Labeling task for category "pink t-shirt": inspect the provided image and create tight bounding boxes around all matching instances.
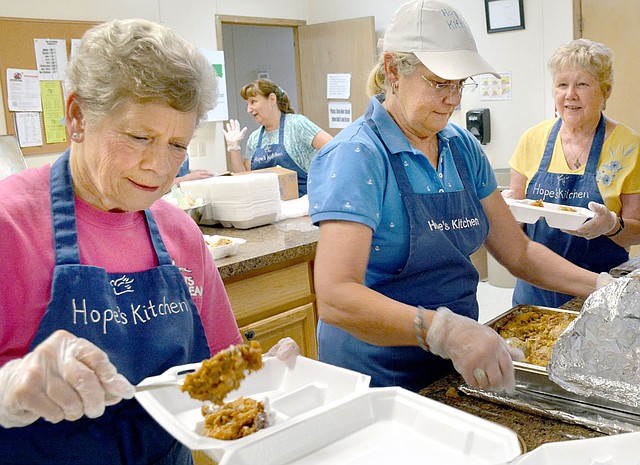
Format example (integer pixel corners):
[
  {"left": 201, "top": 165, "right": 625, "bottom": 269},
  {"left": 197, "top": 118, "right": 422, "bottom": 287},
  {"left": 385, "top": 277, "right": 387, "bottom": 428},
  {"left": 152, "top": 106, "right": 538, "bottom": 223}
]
[{"left": 0, "top": 164, "right": 242, "bottom": 366}]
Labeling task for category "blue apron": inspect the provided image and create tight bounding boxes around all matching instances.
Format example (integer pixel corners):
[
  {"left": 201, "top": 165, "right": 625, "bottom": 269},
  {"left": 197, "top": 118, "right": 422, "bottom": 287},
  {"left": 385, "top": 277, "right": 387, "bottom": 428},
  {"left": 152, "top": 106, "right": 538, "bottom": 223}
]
[
  {"left": 252, "top": 113, "right": 308, "bottom": 196},
  {"left": 513, "top": 115, "right": 628, "bottom": 308},
  {"left": 318, "top": 110, "right": 489, "bottom": 392},
  {"left": 0, "top": 150, "right": 210, "bottom": 465}
]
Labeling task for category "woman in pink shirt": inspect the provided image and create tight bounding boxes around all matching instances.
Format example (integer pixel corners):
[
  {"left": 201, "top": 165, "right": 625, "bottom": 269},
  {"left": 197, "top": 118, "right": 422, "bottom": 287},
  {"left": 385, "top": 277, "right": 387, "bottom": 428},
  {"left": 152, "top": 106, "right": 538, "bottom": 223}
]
[{"left": 0, "top": 19, "right": 296, "bottom": 465}]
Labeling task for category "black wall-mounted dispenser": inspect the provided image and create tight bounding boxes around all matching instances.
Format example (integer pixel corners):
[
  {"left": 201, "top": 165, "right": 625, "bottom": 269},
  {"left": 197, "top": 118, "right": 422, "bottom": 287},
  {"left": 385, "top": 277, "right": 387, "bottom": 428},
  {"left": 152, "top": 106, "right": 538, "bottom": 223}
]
[{"left": 466, "top": 108, "right": 491, "bottom": 145}]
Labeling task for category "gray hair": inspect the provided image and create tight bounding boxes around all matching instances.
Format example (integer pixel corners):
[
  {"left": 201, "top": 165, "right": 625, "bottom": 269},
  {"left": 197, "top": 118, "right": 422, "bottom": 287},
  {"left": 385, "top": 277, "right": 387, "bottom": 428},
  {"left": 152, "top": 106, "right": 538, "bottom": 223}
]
[
  {"left": 548, "top": 38, "right": 614, "bottom": 96},
  {"left": 366, "top": 52, "right": 422, "bottom": 97},
  {"left": 66, "top": 19, "right": 216, "bottom": 124}
]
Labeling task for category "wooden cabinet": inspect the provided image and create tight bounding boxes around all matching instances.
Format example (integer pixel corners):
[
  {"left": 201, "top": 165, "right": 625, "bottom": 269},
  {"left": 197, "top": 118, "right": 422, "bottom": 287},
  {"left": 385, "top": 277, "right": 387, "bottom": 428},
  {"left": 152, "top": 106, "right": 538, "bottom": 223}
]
[{"left": 223, "top": 256, "right": 318, "bottom": 359}]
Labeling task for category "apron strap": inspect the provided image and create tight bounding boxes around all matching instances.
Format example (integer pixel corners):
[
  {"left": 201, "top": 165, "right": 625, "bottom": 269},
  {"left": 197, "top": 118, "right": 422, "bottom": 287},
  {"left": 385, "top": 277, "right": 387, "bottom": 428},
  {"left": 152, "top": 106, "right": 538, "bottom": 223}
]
[
  {"left": 541, "top": 114, "right": 606, "bottom": 172},
  {"left": 257, "top": 112, "right": 286, "bottom": 147},
  {"left": 144, "top": 210, "right": 173, "bottom": 266},
  {"left": 50, "top": 151, "right": 81, "bottom": 265},
  {"left": 278, "top": 112, "right": 285, "bottom": 145}
]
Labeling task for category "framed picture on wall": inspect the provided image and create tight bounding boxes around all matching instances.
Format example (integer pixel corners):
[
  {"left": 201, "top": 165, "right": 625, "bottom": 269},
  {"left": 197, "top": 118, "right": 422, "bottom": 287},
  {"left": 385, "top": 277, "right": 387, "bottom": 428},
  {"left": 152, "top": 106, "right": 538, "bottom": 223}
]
[{"left": 485, "top": 0, "right": 525, "bottom": 33}]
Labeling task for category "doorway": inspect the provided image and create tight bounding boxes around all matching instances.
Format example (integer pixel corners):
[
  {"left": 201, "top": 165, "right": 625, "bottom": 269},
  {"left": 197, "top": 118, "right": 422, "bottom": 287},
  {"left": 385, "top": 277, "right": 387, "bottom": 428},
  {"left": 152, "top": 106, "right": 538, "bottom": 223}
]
[
  {"left": 215, "top": 14, "right": 377, "bottom": 165},
  {"left": 218, "top": 17, "right": 305, "bottom": 138}
]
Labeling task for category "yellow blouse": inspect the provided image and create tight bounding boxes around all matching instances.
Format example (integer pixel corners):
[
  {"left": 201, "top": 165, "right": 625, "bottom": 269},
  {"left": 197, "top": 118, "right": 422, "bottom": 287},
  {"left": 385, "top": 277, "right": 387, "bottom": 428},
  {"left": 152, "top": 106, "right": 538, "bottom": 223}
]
[{"left": 509, "top": 118, "right": 640, "bottom": 214}]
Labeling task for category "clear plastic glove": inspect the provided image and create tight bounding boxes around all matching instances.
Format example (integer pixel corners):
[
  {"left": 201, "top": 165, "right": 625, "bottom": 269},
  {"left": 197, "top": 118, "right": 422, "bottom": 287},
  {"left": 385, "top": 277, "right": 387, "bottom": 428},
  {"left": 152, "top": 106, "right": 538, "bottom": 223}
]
[
  {"left": 173, "top": 169, "right": 214, "bottom": 187},
  {"left": 563, "top": 201, "right": 617, "bottom": 239},
  {"left": 500, "top": 189, "right": 516, "bottom": 199},
  {"left": 0, "top": 330, "right": 134, "bottom": 428},
  {"left": 265, "top": 337, "right": 300, "bottom": 362},
  {"left": 222, "top": 119, "right": 247, "bottom": 151},
  {"left": 426, "top": 307, "right": 523, "bottom": 392},
  {"left": 596, "top": 272, "right": 615, "bottom": 290}
]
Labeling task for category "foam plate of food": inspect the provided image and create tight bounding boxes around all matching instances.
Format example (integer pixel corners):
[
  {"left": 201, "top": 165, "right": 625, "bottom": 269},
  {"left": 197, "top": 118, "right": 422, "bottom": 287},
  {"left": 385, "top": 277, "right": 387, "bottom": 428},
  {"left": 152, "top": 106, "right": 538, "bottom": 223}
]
[
  {"left": 203, "top": 234, "right": 246, "bottom": 259},
  {"left": 505, "top": 198, "right": 594, "bottom": 230},
  {"left": 217, "top": 387, "right": 522, "bottom": 465},
  {"left": 134, "top": 355, "right": 371, "bottom": 461}
]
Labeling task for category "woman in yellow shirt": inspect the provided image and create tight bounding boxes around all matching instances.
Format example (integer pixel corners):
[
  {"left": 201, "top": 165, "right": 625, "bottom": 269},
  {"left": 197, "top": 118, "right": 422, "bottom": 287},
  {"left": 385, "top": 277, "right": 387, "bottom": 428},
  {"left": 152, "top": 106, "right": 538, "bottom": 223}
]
[{"left": 506, "top": 39, "right": 640, "bottom": 307}]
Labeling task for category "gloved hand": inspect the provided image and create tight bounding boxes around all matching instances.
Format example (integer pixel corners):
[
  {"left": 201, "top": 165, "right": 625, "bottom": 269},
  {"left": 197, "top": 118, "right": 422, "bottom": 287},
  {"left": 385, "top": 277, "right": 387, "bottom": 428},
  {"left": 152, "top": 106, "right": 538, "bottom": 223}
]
[
  {"left": 500, "top": 189, "right": 516, "bottom": 199},
  {"left": 0, "top": 330, "right": 134, "bottom": 428},
  {"left": 564, "top": 202, "right": 617, "bottom": 239},
  {"left": 222, "top": 119, "right": 247, "bottom": 152},
  {"left": 426, "top": 307, "right": 523, "bottom": 392},
  {"left": 596, "top": 272, "right": 615, "bottom": 290},
  {"left": 265, "top": 337, "right": 300, "bottom": 362}
]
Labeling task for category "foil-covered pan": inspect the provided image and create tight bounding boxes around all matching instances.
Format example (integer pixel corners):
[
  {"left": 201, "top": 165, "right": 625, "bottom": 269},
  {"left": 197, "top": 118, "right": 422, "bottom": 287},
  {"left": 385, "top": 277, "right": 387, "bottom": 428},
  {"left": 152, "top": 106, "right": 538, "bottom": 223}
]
[{"left": 481, "top": 304, "right": 640, "bottom": 431}]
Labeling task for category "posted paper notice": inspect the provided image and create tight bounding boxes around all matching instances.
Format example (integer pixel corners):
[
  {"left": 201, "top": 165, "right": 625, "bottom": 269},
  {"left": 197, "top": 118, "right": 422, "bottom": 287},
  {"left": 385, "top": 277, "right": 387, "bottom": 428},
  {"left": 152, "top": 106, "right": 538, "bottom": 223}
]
[
  {"left": 34, "top": 38, "right": 68, "bottom": 81},
  {"left": 14, "top": 112, "right": 43, "bottom": 147},
  {"left": 6, "top": 69, "right": 41, "bottom": 112},
  {"left": 327, "top": 74, "right": 351, "bottom": 99},
  {"left": 328, "top": 102, "right": 352, "bottom": 129}
]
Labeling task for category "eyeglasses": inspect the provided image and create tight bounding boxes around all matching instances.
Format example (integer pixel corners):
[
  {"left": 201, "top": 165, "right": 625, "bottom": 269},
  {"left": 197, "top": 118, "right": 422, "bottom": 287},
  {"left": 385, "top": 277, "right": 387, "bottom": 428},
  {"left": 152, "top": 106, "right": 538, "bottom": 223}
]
[{"left": 420, "top": 74, "right": 478, "bottom": 95}]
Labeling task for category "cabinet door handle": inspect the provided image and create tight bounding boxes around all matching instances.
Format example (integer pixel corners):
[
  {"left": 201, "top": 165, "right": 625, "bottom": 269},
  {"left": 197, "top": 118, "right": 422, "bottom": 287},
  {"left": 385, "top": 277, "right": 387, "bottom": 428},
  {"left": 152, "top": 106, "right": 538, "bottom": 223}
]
[{"left": 244, "top": 330, "right": 255, "bottom": 340}]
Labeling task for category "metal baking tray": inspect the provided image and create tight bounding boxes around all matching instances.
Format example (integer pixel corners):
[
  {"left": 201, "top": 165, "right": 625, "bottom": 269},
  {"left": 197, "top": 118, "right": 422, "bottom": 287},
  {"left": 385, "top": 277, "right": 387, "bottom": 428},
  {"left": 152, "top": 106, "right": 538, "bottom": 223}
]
[{"left": 487, "top": 305, "right": 640, "bottom": 418}]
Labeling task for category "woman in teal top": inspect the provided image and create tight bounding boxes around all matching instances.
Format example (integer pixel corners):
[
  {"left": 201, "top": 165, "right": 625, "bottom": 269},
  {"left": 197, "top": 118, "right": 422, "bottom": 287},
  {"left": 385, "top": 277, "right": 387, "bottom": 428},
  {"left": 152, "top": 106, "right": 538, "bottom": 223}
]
[{"left": 223, "top": 79, "right": 332, "bottom": 196}]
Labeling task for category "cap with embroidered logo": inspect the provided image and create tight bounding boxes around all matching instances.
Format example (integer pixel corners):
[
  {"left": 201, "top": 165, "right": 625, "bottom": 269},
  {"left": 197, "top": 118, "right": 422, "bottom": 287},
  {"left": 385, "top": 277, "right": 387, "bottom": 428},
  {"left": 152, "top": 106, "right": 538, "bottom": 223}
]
[{"left": 382, "top": 0, "right": 499, "bottom": 80}]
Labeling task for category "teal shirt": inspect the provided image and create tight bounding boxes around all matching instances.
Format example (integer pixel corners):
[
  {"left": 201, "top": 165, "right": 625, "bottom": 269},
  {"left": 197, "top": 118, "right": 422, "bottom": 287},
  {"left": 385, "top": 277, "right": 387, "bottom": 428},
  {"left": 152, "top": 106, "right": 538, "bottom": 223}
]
[{"left": 244, "top": 113, "right": 322, "bottom": 173}]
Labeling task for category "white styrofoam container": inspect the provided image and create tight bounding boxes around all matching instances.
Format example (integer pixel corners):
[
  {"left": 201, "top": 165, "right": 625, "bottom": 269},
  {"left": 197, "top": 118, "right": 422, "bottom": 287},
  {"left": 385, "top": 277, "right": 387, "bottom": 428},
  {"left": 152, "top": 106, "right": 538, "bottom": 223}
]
[
  {"left": 505, "top": 198, "right": 594, "bottom": 230},
  {"left": 218, "top": 212, "right": 279, "bottom": 229},
  {"left": 510, "top": 431, "right": 640, "bottom": 465},
  {"left": 203, "top": 234, "right": 246, "bottom": 259},
  {"left": 135, "top": 355, "right": 371, "bottom": 462},
  {"left": 217, "top": 387, "right": 522, "bottom": 465}
]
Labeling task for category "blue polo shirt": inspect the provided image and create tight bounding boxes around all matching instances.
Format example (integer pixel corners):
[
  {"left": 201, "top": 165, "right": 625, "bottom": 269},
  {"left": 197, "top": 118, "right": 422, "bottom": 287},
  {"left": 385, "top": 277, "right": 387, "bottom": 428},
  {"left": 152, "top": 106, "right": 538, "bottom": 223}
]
[{"left": 308, "top": 96, "right": 497, "bottom": 287}]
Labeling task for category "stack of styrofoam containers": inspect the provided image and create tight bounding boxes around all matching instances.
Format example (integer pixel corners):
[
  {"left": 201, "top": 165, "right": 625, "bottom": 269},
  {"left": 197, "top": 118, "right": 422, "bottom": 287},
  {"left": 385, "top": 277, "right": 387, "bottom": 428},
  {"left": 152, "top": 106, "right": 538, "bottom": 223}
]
[{"left": 182, "top": 173, "right": 280, "bottom": 229}]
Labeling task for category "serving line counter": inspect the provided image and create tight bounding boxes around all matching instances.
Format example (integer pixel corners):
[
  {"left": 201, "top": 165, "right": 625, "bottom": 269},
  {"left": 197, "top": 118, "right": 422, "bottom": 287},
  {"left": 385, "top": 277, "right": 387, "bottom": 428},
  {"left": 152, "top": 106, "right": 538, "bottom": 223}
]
[{"left": 200, "top": 217, "right": 640, "bottom": 458}]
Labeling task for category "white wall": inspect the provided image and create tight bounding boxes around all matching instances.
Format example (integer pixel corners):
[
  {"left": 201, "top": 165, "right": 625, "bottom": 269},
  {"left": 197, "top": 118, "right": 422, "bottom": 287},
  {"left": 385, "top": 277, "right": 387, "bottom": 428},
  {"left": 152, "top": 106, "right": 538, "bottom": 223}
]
[
  {"left": 0, "top": 0, "right": 573, "bottom": 170},
  {"left": 307, "top": 0, "right": 574, "bottom": 168}
]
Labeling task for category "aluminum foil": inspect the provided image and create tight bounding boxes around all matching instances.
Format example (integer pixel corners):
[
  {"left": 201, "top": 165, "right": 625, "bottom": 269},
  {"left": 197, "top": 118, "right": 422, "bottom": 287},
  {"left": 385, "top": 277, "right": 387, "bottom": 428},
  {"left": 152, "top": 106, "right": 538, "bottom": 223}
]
[
  {"left": 459, "top": 384, "right": 640, "bottom": 435},
  {"left": 548, "top": 269, "right": 640, "bottom": 409}
]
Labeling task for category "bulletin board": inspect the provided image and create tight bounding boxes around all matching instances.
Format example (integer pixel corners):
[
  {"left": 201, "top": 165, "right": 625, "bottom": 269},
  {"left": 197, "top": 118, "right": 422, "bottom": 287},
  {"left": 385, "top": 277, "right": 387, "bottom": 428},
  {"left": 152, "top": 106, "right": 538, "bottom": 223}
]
[{"left": 0, "top": 17, "right": 100, "bottom": 156}]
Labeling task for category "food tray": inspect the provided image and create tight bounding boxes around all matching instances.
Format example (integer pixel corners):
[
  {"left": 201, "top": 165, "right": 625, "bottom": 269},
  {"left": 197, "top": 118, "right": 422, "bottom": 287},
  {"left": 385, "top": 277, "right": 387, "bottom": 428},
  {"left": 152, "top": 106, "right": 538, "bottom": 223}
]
[
  {"left": 217, "top": 387, "right": 522, "bottom": 465},
  {"left": 486, "top": 305, "right": 640, "bottom": 419},
  {"left": 511, "top": 431, "right": 640, "bottom": 465},
  {"left": 505, "top": 198, "right": 594, "bottom": 230},
  {"left": 203, "top": 234, "right": 246, "bottom": 259},
  {"left": 134, "top": 355, "right": 370, "bottom": 461}
]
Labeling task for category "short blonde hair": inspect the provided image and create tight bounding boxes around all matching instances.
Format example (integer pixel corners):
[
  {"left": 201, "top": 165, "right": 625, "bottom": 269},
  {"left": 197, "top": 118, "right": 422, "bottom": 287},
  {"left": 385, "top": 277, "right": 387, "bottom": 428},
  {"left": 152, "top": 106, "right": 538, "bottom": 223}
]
[
  {"left": 66, "top": 19, "right": 216, "bottom": 124},
  {"left": 548, "top": 38, "right": 614, "bottom": 96}
]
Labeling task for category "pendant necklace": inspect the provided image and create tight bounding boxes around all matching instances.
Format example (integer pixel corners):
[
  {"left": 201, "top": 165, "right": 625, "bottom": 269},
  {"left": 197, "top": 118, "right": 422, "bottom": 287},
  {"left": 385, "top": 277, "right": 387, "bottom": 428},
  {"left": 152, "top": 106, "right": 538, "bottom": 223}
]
[{"left": 563, "top": 136, "right": 591, "bottom": 170}]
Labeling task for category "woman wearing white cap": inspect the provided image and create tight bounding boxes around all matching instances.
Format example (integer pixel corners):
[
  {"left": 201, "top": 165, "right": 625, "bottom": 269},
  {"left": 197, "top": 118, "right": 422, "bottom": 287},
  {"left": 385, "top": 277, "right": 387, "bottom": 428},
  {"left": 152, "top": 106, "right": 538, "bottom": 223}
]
[{"left": 308, "top": 0, "right": 603, "bottom": 392}]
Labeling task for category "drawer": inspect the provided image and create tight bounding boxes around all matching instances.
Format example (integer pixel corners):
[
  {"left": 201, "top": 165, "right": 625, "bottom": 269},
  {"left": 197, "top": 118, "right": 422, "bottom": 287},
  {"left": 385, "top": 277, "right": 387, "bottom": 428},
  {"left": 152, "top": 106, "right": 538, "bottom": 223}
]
[
  {"left": 225, "top": 262, "right": 313, "bottom": 325},
  {"left": 239, "top": 303, "right": 318, "bottom": 359}
]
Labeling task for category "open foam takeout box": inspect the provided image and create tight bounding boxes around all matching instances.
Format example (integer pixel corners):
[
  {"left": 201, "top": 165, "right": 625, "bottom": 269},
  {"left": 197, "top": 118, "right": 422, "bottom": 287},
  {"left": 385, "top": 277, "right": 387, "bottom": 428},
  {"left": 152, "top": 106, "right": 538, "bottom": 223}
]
[
  {"left": 135, "top": 355, "right": 522, "bottom": 464},
  {"left": 135, "top": 356, "right": 370, "bottom": 462},
  {"left": 504, "top": 198, "right": 594, "bottom": 230},
  {"left": 203, "top": 234, "right": 246, "bottom": 260}
]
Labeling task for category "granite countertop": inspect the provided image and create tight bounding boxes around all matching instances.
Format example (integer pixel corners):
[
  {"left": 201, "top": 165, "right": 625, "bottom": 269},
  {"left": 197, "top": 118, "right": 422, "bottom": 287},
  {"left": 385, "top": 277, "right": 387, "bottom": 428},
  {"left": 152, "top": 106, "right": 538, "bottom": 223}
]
[{"left": 200, "top": 216, "right": 319, "bottom": 279}]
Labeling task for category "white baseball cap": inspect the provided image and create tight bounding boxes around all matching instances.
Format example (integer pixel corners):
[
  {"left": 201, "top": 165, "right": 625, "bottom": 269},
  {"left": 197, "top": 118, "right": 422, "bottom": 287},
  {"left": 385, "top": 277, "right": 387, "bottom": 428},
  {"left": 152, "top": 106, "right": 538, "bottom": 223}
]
[{"left": 382, "top": 0, "right": 499, "bottom": 80}]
